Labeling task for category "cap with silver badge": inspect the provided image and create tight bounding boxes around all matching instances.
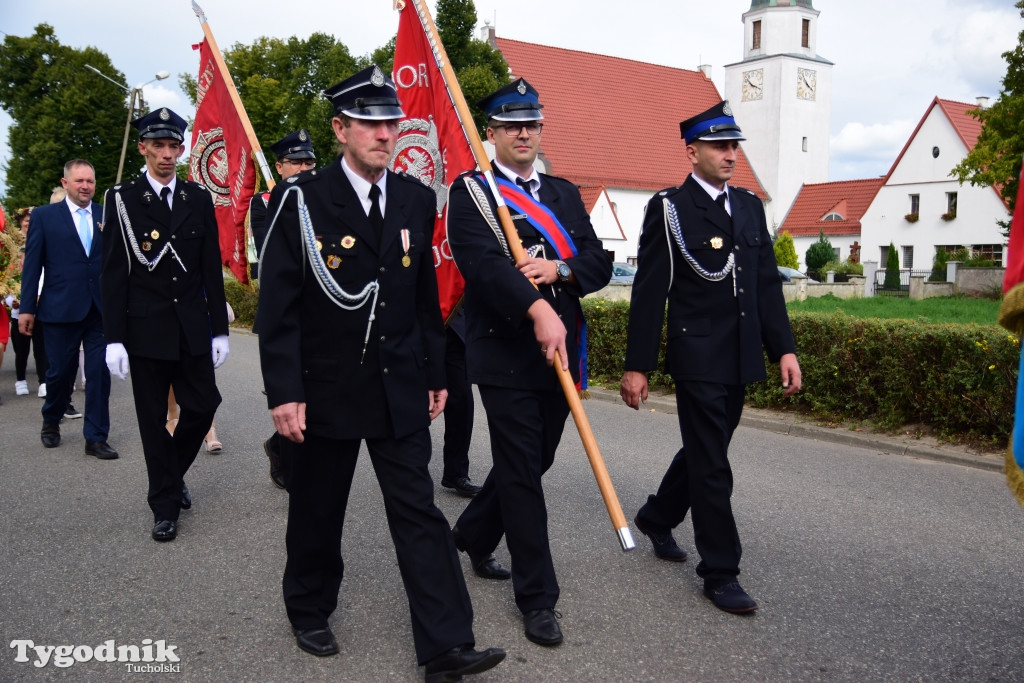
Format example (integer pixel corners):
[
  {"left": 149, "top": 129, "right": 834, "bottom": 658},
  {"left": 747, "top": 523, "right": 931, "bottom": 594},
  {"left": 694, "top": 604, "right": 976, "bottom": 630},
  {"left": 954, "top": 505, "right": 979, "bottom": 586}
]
[
  {"left": 322, "top": 65, "right": 404, "bottom": 121},
  {"left": 679, "top": 100, "right": 746, "bottom": 144},
  {"left": 478, "top": 78, "right": 544, "bottom": 122}
]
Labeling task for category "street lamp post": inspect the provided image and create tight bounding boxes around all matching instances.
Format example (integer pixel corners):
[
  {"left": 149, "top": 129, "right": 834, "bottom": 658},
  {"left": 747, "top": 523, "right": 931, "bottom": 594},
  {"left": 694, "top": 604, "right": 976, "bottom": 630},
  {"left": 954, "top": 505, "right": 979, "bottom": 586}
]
[{"left": 84, "top": 65, "right": 170, "bottom": 183}]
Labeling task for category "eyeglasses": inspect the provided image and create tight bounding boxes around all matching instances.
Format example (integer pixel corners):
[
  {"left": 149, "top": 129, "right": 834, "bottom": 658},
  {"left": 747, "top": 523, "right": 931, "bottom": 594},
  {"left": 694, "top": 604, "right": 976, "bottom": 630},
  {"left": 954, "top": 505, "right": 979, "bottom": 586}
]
[
  {"left": 494, "top": 122, "right": 543, "bottom": 137},
  {"left": 282, "top": 158, "right": 316, "bottom": 168}
]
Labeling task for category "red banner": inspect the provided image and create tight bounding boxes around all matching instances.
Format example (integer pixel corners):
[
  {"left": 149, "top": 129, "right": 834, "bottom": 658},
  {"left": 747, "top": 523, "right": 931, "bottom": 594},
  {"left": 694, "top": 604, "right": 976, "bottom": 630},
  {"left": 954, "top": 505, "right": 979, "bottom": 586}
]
[
  {"left": 391, "top": 3, "right": 476, "bottom": 323},
  {"left": 188, "top": 39, "right": 256, "bottom": 284}
]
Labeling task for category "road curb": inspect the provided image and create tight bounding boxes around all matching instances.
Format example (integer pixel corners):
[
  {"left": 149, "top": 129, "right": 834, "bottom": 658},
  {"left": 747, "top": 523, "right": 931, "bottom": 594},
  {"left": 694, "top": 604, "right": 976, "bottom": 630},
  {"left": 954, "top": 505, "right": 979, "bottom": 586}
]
[{"left": 585, "top": 386, "right": 1004, "bottom": 474}]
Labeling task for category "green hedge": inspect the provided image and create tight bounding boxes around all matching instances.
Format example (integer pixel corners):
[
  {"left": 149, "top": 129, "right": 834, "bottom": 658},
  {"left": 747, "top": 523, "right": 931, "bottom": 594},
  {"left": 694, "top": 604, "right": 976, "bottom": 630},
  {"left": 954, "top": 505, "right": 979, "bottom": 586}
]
[
  {"left": 224, "top": 277, "right": 258, "bottom": 328},
  {"left": 582, "top": 300, "right": 1019, "bottom": 447}
]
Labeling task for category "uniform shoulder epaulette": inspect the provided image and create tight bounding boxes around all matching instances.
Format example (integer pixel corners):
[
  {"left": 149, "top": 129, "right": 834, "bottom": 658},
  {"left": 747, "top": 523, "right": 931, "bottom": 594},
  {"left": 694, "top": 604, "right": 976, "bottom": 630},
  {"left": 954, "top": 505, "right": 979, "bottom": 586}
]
[
  {"left": 732, "top": 186, "right": 757, "bottom": 196},
  {"left": 656, "top": 183, "right": 685, "bottom": 197},
  {"left": 110, "top": 177, "right": 138, "bottom": 193},
  {"left": 282, "top": 169, "right": 322, "bottom": 186}
]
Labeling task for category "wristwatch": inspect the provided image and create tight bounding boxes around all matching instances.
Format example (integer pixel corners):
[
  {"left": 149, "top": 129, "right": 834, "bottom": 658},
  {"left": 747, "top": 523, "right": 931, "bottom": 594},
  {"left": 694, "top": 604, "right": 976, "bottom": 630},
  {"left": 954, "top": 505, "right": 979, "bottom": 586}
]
[{"left": 554, "top": 259, "right": 571, "bottom": 282}]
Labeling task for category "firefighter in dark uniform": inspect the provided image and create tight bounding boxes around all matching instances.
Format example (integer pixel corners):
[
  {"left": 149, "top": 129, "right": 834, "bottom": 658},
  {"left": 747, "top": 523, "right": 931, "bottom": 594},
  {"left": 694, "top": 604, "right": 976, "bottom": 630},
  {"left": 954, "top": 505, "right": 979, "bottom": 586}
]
[
  {"left": 251, "top": 129, "right": 316, "bottom": 490},
  {"left": 256, "top": 65, "right": 505, "bottom": 680},
  {"left": 101, "top": 108, "right": 230, "bottom": 543},
  {"left": 620, "top": 101, "right": 802, "bottom": 614},
  {"left": 446, "top": 78, "right": 612, "bottom": 647}
]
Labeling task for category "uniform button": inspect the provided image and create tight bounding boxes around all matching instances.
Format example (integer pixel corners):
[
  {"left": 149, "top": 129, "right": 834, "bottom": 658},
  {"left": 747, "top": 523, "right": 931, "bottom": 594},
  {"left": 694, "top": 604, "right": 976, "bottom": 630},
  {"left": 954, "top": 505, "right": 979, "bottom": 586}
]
[
  {"left": 734, "top": 246, "right": 740, "bottom": 251},
  {"left": 379, "top": 336, "right": 386, "bottom": 343},
  {"left": 488, "top": 328, "right": 495, "bottom": 334},
  {"left": 737, "top": 266, "right": 742, "bottom": 272},
  {"left": 172, "top": 235, "right": 177, "bottom": 240},
  {"left": 383, "top": 368, "right": 389, "bottom": 375},
  {"left": 738, "top": 288, "right": 744, "bottom": 294},
  {"left": 740, "top": 311, "right": 746, "bottom": 317},
  {"left": 682, "top": 327, "right": 687, "bottom": 332},
  {"left": 379, "top": 301, "right": 386, "bottom": 308},
  {"left": 173, "top": 298, "right": 178, "bottom": 303},
  {"left": 172, "top": 277, "right": 178, "bottom": 282},
  {"left": 379, "top": 266, "right": 386, "bottom": 273}
]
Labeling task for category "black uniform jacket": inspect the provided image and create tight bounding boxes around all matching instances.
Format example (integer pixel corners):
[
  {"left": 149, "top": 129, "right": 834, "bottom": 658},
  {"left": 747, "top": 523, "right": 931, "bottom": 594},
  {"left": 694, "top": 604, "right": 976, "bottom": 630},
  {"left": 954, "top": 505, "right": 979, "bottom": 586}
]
[
  {"left": 100, "top": 176, "right": 229, "bottom": 361},
  {"left": 257, "top": 160, "right": 445, "bottom": 440},
  {"left": 624, "top": 175, "right": 795, "bottom": 385},
  {"left": 446, "top": 168, "right": 612, "bottom": 392}
]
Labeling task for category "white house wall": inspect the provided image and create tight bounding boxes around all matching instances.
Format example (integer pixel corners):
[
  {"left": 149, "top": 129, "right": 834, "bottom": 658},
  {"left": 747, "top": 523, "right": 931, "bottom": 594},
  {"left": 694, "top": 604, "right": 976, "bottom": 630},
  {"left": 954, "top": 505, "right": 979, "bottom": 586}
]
[{"left": 860, "top": 107, "right": 1007, "bottom": 270}]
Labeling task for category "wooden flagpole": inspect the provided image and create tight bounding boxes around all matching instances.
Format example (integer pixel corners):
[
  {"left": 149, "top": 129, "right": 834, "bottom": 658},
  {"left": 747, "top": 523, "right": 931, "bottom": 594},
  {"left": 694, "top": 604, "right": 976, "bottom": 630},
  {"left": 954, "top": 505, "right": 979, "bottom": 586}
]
[
  {"left": 191, "top": 1, "right": 275, "bottom": 192},
  {"left": 399, "top": 0, "right": 634, "bottom": 551}
]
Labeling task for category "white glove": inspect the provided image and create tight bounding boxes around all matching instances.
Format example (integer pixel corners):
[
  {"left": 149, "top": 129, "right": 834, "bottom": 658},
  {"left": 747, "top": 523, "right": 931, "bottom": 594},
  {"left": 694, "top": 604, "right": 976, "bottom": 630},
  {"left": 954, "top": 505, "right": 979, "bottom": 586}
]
[
  {"left": 211, "top": 335, "right": 230, "bottom": 369},
  {"left": 105, "top": 343, "right": 130, "bottom": 380}
]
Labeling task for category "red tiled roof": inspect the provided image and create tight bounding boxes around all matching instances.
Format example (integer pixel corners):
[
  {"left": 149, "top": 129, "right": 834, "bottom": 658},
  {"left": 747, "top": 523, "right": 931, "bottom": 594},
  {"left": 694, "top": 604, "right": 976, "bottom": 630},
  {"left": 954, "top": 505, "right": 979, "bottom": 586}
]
[
  {"left": 779, "top": 178, "right": 885, "bottom": 237},
  {"left": 577, "top": 185, "right": 605, "bottom": 212},
  {"left": 495, "top": 38, "right": 767, "bottom": 198},
  {"left": 884, "top": 97, "right": 1004, "bottom": 207}
]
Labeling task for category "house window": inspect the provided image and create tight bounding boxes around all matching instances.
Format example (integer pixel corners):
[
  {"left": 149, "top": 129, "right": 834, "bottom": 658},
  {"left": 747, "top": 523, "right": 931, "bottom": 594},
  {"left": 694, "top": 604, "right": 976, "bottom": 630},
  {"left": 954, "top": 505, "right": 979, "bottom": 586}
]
[
  {"left": 802, "top": 136, "right": 808, "bottom": 152},
  {"left": 973, "top": 244, "right": 1003, "bottom": 266},
  {"left": 909, "top": 194, "right": 920, "bottom": 215},
  {"left": 822, "top": 212, "right": 845, "bottom": 221},
  {"left": 946, "top": 192, "right": 958, "bottom": 218},
  {"left": 752, "top": 20, "right": 761, "bottom": 50},
  {"left": 880, "top": 245, "right": 889, "bottom": 265},
  {"left": 902, "top": 246, "right": 914, "bottom": 269},
  {"left": 833, "top": 247, "right": 840, "bottom": 261},
  {"left": 802, "top": 19, "right": 810, "bottom": 48}
]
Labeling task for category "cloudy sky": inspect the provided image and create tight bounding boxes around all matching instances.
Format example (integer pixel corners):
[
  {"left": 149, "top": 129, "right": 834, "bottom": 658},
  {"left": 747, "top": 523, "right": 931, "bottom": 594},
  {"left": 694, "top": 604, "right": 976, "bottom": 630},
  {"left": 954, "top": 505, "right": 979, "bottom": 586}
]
[{"left": 1, "top": 0, "right": 1018, "bottom": 197}]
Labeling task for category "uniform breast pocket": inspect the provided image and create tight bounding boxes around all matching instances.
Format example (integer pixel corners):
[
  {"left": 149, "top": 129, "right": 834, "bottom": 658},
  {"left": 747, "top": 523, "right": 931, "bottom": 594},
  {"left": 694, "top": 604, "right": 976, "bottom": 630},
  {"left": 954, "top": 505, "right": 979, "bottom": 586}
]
[
  {"left": 302, "top": 356, "right": 341, "bottom": 384},
  {"left": 319, "top": 233, "right": 364, "bottom": 283}
]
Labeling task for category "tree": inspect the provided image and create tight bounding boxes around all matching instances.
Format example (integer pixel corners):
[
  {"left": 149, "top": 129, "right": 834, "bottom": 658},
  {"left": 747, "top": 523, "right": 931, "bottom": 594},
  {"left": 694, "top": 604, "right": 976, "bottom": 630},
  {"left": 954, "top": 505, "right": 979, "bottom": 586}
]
[
  {"left": 804, "top": 230, "right": 834, "bottom": 278},
  {"left": 884, "top": 242, "right": 901, "bottom": 289},
  {"left": 952, "top": 0, "right": 1024, "bottom": 236},
  {"left": 0, "top": 25, "right": 128, "bottom": 208},
  {"left": 773, "top": 230, "right": 799, "bottom": 269},
  {"left": 180, "top": 33, "right": 360, "bottom": 174},
  {"left": 435, "top": 0, "right": 510, "bottom": 133}
]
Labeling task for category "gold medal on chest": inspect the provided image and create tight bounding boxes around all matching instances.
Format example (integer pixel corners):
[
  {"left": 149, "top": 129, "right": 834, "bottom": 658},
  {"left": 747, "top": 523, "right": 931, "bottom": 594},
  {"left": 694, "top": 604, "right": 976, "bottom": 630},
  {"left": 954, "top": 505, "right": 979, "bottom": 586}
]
[
  {"left": 710, "top": 236, "right": 723, "bottom": 250},
  {"left": 402, "top": 255, "right": 411, "bottom": 267},
  {"left": 150, "top": 230, "right": 160, "bottom": 240},
  {"left": 341, "top": 235, "right": 356, "bottom": 249},
  {"left": 142, "top": 241, "right": 152, "bottom": 251},
  {"left": 327, "top": 254, "right": 341, "bottom": 269},
  {"left": 316, "top": 239, "right": 323, "bottom": 251}
]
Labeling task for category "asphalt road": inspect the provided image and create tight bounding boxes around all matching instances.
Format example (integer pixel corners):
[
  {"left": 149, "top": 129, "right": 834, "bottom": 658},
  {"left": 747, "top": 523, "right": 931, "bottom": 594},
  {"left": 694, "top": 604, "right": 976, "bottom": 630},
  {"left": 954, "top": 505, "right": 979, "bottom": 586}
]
[{"left": 1, "top": 331, "right": 1022, "bottom": 681}]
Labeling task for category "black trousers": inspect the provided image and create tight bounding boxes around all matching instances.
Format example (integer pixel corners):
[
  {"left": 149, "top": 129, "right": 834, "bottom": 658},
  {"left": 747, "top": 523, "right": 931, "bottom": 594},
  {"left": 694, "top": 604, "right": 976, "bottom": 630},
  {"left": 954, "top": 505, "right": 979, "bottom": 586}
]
[
  {"left": 283, "top": 429, "right": 475, "bottom": 665},
  {"left": 441, "top": 327, "right": 473, "bottom": 482},
  {"left": 455, "top": 385, "right": 568, "bottom": 614},
  {"left": 10, "top": 317, "right": 47, "bottom": 383},
  {"left": 128, "top": 350, "right": 220, "bottom": 521},
  {"left": 637, "top": 380, "right": 746, "bottom": 587}
]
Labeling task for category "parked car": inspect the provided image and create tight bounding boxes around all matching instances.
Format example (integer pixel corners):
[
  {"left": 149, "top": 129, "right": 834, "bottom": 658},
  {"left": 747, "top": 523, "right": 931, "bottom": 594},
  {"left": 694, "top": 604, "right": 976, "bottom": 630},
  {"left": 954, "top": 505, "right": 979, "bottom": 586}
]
[
  {"left": 611, "top": 262, "right": 637, "bottom": 283},
  {"left": 777, "top": 266, "right": 818, "bottom": 283}
]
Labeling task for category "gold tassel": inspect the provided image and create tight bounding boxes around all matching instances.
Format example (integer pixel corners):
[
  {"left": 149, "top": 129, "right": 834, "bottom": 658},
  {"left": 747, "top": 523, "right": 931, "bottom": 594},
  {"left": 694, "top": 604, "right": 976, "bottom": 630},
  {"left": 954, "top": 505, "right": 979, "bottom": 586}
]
[{"left": 578, "top": 389, "right": 590, "bottom": 400}]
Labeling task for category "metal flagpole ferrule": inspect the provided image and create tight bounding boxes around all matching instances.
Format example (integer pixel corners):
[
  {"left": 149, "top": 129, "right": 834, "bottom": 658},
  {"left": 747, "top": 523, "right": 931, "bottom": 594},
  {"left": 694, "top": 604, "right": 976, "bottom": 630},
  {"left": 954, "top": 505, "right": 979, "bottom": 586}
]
[{"left": 618, "top": 526, "right": 635, "bottom": 551}]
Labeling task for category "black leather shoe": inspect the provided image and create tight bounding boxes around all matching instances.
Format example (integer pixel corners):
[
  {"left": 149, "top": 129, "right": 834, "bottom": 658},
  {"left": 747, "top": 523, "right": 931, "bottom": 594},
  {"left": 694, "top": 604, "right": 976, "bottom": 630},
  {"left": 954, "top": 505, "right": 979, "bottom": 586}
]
[
  {"left": 41, "top": 422, "right": 61, "bottom": 448},
  {"left": 703, "top": 581, "right": 759, "bottom": 614},
  {"left": 523, "top": 608, "right": 563, "bottom": 647},
  {"left": 152, "top": 520, "right": 177, "bottom": 542},
  {"left": 441, "top": 476, "right": 482, "bottom": 498},
  {"left": 451, "top": 526, "right": 511, "bottom": 580},
  {"left": 180, "top": 484, "right": 192, "bottom": 510},
  {"left": 634, "top": 515, "right": 687, "bottom": 562},
  {"left": 84, "top": 441, "right": 119, "bottom": 460},
  {"left": 292, "top": 627, "right": 339, "bottom": 657},
  {"left": 264, "top": 437, "right": 287, "bottom": 490},
  {"left": 424, "top": 645, "right": 506, "bottom": 682}
]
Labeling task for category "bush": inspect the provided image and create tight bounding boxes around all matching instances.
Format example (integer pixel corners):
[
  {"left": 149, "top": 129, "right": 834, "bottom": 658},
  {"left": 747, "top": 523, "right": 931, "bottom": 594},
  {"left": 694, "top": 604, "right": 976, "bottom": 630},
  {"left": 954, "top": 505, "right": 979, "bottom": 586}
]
[
  {"left": 224, "top": 276, "right": 258, "bottom": 329},
  {"left": 773, "top": 230, "right": 799, "bottom": 269},
  {"left": 581, "top": 299, "right": 1018, "bottom": 447},
  {"left": 884, "top": 242, "right": 901, "bottom": 289},
  {"left": 805, "top": 230, "right": 834, "bottom": 275}
]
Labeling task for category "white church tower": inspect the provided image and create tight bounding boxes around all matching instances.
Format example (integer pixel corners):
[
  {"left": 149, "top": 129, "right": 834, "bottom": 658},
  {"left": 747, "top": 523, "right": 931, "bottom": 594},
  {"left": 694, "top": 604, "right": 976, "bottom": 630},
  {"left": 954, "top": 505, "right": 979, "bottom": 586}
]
[{"left": 724, "top": 0, "right": 832, "bottom": 228}]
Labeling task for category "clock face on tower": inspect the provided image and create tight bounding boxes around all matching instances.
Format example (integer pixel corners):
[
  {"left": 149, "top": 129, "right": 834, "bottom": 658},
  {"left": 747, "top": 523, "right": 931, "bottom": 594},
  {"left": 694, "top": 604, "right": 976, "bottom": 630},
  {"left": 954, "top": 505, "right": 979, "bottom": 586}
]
[
  {"left": 797, "top": 68, "right": 817, "bottom": 100},
  {"left": 742, "top": 68, "right": 764, "bottom": 101}
]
